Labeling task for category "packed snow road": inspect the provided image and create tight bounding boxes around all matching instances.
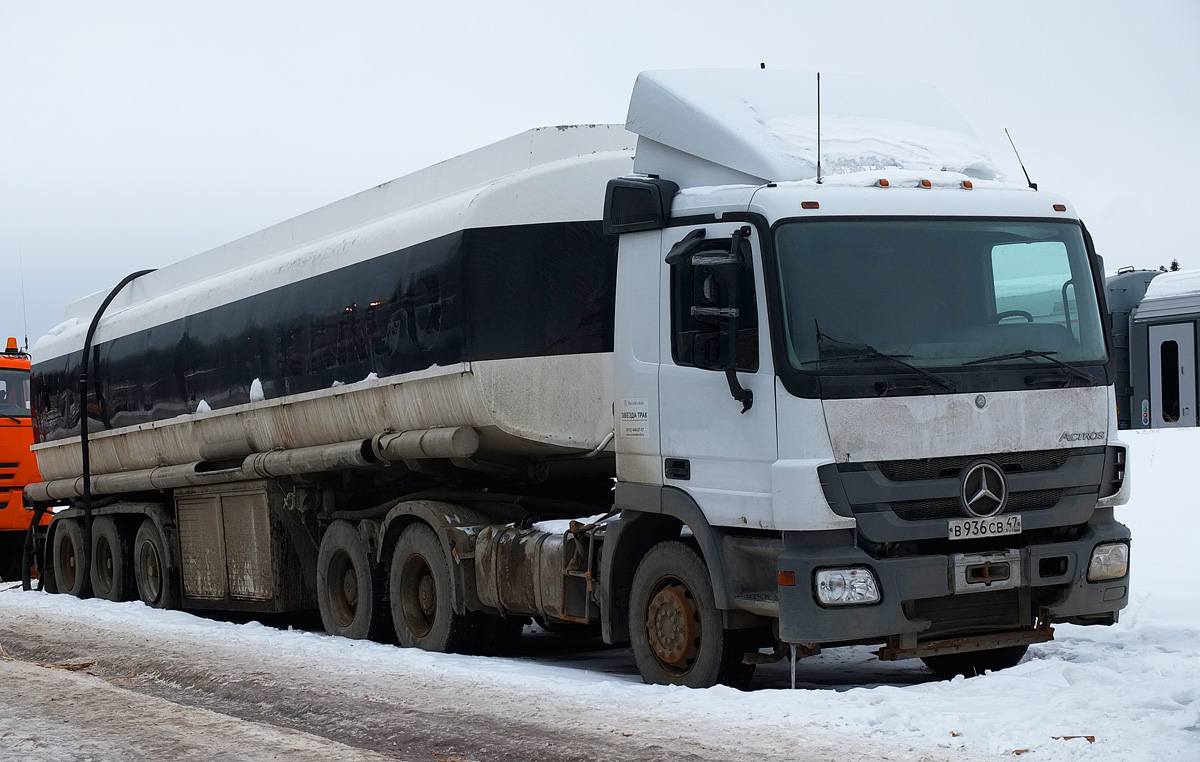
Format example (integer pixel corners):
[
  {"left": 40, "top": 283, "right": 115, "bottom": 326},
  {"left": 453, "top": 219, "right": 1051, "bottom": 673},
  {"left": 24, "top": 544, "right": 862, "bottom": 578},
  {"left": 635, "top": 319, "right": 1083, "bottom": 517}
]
[
  {"left": 2, "top": 428, "right": 1198, "bottom": 762},
  {"left": 0, "top": 599, "right": 962, "bottom": 762}
]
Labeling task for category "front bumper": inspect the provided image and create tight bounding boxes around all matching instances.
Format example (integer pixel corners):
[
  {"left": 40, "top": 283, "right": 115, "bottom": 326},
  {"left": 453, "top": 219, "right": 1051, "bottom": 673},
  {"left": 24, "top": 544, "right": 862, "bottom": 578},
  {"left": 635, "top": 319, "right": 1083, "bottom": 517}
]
[{"left": 777, "top": 511, "right": 1130, "bottom": 645}]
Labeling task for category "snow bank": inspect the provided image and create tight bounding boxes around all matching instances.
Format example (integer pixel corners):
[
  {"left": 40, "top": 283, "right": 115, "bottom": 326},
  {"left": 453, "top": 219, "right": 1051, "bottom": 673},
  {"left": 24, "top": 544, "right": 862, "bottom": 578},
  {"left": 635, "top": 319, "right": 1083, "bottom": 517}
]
[{"left": 2, "top": 429, "right": 1196, "bottom": 761}]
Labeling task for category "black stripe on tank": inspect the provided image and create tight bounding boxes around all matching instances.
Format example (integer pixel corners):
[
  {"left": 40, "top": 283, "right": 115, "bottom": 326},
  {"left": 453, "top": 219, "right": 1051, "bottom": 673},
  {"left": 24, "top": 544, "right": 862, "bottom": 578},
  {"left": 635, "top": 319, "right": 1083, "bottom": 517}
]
[{"left": 32, "top": 221, "right": 617, "bottom": 442}]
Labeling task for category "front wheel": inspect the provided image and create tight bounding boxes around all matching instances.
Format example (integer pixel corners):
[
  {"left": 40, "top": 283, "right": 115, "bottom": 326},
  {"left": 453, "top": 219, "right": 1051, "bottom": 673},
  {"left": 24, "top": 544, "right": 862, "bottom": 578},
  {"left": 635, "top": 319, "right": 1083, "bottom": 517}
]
[
  {"left": 629, "top": 540, "right": 754, "bottom": 689},
  {"left": 922, "top": 644, "right": 1028, "bottom": 678}
]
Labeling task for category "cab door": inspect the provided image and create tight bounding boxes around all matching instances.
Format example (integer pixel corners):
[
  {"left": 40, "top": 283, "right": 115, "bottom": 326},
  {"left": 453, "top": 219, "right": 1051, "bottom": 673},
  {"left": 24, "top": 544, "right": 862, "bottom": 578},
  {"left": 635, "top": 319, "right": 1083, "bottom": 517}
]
[{"left": 657, "top": 222, "right": 778, "bottom": 529}]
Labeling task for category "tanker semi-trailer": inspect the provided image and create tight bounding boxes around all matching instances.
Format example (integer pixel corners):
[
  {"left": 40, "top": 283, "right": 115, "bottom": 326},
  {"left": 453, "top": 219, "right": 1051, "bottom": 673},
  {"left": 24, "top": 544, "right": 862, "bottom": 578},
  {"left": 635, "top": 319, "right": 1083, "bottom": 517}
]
[{"left": 25, "top": 70, "right": 1131, "bottom": 688}]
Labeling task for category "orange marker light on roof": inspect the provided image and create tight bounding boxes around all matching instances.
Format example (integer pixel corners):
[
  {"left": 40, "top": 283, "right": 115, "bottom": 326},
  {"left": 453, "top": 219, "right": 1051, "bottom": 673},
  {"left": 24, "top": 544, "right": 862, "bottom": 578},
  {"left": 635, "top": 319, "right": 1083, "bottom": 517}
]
[
  {"left": 919, "top": 179, "right": 932, "bottom": 188},
  {"left": 5, "top": 337, "right": 16, "bottom": 352},
  {"left": 961, "top": 180, "right": 973, "bottom": 189},
  {"left": 801, "top": 201, "right": 820, "bottom": 210},
  {"left": 876, "top": 178, "right": 890, "bottom": 188},
  {"left": 1053, "top": 204, "right": 1067, "bottom": 212}
]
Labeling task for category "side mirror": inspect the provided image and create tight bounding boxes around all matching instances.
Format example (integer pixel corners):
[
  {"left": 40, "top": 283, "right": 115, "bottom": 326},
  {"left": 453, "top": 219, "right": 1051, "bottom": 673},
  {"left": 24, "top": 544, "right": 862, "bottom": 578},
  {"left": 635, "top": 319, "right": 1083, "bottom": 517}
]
[{"left": 669, "top": 226, "right": 754, "bottom": 412}]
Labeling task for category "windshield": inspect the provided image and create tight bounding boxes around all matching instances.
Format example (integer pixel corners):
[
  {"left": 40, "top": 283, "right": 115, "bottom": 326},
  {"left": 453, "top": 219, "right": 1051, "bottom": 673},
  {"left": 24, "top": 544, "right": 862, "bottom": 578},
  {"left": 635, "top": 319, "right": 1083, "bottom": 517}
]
[
  {"left": 775, "top": 219, "right": 1108, "bottom": 371},
  {"left": 0, "top": 368, "right": 32, "bottom": 418}
]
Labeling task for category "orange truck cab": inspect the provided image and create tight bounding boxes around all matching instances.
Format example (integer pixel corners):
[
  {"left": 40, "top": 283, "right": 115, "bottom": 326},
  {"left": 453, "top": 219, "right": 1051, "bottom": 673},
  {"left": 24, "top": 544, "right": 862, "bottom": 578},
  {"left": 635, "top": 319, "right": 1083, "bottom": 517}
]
[{"left": 1, "top": 336, "right": 43, "bottom": 581}]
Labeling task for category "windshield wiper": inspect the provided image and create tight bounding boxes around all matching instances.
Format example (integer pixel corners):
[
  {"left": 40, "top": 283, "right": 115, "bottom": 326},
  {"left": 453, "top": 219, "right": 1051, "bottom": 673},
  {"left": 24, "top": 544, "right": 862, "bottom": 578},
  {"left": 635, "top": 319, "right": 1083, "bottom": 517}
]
[
  {"left": 805, "top": 323, "right": 958, "bottom": 393},
  {"left": 2, "top": 413, "right": 23, "bottom": 424},
  {"left": 961, "top": 349, "right": 1094, "bottom": 385}
]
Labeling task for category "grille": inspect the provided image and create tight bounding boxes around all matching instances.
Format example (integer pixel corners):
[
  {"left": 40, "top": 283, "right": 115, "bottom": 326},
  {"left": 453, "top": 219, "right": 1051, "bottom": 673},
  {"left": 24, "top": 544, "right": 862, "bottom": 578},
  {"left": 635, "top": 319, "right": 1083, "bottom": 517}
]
[
  {"left": 891, "top": 489, "right": 1062, "bottom": 521},
  {"left": 911, "top": 589, "right": 1022, "bottom": 639},
  {"left": 1007, "top": 489, "right": 1062, "bottom": 512},
  {"left": 878, "top": 449, "right": 1070, "bottom": 482}
]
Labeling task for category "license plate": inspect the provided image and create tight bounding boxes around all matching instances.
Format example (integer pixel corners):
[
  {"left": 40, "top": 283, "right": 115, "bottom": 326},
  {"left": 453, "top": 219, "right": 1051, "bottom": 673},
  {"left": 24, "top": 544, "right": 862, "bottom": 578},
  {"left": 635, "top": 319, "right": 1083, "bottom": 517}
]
[{"left": 948, "top": 514, "right": 1022, "bottom": 540}]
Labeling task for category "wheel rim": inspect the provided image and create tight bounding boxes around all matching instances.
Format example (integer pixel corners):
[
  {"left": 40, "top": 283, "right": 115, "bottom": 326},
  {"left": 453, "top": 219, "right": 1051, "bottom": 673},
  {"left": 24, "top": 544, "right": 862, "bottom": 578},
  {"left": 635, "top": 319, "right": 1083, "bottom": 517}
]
[
  {"left": 95, "top": 536, "right": 114, "bottom": 594},
  {"left": 399, "top": 552, "right": 436, "bottom": 638},
  {"left": 645, "top": 577, "right": 701, "bottom": 675},
  {"left": 137, "top": 537, "right": 162, "bottom": 604},
  {"left": 326, "top": 549, "right": 359, "bottom": 628}
]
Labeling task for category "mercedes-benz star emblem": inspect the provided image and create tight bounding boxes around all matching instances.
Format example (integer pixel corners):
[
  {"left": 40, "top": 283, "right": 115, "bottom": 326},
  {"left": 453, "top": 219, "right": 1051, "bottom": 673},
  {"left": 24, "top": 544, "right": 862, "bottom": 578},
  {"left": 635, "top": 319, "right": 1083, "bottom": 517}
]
[{"left": 959, "top": 460, "right": 1007, "bottom": 518}]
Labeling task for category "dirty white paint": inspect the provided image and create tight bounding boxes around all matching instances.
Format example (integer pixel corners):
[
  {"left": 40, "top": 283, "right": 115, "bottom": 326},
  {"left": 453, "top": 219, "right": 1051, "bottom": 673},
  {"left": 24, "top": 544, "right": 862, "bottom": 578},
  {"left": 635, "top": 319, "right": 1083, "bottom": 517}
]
[{"left": 821, "top": 386, "right": 1110, "bottom": 463}]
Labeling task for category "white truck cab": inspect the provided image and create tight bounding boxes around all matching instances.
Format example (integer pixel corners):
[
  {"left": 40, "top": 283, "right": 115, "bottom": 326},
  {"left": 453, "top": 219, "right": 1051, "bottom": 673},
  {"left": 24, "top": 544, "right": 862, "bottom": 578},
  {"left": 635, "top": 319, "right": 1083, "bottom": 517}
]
[{"left": 602, "top": 70, "right": 1129, "bottom": 684}]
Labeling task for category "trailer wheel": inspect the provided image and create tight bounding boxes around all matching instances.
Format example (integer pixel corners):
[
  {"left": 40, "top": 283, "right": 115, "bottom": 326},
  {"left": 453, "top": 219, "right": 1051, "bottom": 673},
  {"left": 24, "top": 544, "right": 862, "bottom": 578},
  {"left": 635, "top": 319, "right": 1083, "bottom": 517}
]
[
  {"left": 89, "top": 516, "right": 133, "bottom": 602},
  {"left": 134, "top": 519, "right": 180, "bottom": 609},
  {"left": 629, "top": 540, "right": 754, "bottom": 689},
  {"left": 317, "top": 521, "right": 388, "bottom": 641},
  {"left": 51, "top": 518, "right": 92, "bottom": 598},
  {"left": 921, "top": 645, "right": 1028, "bottom": 678},
  {"left": 389, "top": 523, "right": 476, "bottom": 653}
]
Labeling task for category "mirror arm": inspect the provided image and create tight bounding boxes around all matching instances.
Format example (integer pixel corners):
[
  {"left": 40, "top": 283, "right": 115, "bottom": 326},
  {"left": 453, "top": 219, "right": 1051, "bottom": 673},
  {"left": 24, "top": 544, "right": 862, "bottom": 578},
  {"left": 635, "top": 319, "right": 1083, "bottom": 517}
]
[
  {"left": 725, "top": 369, "right": 753, "bottom": 414},
  {"left": 665, "top": 228, "right": 707, "bottom": 265}
]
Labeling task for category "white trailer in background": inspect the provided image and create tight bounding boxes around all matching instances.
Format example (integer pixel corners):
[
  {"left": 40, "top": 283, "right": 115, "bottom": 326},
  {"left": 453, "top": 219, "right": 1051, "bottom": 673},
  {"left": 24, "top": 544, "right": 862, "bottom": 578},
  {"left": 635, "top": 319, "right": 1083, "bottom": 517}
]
[
  {"left": 27, "top": 70, "right": 1131, "bottom": 688},
  {"left": 1129, "top": 269, "right": 1200, "bottom": 428}
]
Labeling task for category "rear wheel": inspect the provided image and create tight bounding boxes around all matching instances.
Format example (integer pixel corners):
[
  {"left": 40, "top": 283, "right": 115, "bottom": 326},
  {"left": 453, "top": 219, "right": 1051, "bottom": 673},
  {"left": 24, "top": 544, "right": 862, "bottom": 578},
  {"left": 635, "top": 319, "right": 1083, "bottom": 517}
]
[
  {"left": 389, "top": 524, "right": 478, "bottom": 653},
  {"left": 629, "top": 540, "right": 754, "bottom": 689},
  {"left": 922, "top": 645, "right": 1029, "bottom": 678},
  {"left": 51, "top": 518, "right": 91, "bottom": 598},
  {"left": 134, "top": 519, "right": 180, "bottom": 609},
  {"left": 317, "top": 521, "right": 388, "bottom": 640},
  {"left": 89, "top": 516, "right": 133, "bottom": 601}
]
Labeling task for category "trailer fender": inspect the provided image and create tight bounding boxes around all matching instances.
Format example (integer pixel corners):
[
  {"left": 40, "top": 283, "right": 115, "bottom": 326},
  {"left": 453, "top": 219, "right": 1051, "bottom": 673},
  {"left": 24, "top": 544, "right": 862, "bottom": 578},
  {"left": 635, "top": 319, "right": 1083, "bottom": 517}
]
[{"left": 377, "top": 500, "right": 494, "bottom": 616}]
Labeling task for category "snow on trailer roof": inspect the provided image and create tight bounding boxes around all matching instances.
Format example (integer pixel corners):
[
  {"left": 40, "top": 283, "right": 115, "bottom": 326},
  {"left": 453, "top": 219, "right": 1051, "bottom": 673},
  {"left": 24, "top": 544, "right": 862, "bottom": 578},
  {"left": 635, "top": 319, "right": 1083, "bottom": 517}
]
[
  {"left": 1134, "top": 268, "right": 1200, "bottom": 320},
  {"left": 627, "top": 69, "right": 1003, "bottom": 188}
]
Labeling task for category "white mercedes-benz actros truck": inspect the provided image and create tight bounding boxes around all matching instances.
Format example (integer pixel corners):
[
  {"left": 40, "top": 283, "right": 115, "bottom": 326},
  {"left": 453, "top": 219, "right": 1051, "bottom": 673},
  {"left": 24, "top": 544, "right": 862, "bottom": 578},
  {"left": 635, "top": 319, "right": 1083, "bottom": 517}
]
[{"left": 25, "top": 70, "right": 1130, "bottom": 688}]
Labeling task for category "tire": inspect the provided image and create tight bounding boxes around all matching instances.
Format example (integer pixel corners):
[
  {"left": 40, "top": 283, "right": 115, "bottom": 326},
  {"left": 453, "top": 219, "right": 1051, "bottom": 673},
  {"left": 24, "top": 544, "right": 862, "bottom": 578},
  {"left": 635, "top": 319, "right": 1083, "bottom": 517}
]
[
  {"left": 51, "top": 518, "right": 91, "bottom": 598},
  {"left": 629, "top": 540, "right": 755, "bottom": 689},
  {"left": 133, "top": 519, "right": 180, "bottom": 609},
  {"left": 388, "top": 523, "right": 479, "bottom": 653},
  {"left": 317, "top": 521, "right": 388, "bottom": 641},
  {"left": 922, "top": 645, "right": 1028, "bottom": 678},
  {"left": 89, "top": 516, "right": 134, "bottom": 602}
]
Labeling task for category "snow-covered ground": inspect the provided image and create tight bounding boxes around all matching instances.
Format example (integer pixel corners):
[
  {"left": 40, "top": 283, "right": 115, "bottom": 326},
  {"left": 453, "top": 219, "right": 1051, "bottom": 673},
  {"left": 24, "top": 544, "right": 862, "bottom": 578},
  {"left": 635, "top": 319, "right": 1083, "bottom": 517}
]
[{"left": 2, "top": 428, "right": 1197, "bottom": 761}]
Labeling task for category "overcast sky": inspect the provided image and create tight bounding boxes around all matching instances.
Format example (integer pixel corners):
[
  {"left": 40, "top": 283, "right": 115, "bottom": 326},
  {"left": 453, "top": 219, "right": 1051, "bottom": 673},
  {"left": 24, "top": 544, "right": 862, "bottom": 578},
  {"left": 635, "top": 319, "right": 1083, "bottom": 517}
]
[{"left": 2, "top": 1, "right": 1197, "bottom": 349}]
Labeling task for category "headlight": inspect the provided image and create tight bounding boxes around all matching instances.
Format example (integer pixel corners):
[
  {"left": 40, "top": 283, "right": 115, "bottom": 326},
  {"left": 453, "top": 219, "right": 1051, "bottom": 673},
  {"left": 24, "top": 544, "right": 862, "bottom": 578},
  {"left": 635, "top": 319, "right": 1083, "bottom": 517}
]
[
  {"left": 815, "top": 567, "right": 880, "bottom": 606},
  {"left": 1087, "top": 542, "right": 1129, "bottom": 582}
]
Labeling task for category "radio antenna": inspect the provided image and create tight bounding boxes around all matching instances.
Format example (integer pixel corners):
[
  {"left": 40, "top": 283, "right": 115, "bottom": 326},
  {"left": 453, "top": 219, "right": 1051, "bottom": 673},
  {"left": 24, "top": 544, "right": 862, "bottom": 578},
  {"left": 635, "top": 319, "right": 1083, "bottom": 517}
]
[
  {"left": 18, "top": 248, "right": 29, "bottom": 351},
  {"left": 816, "top": 72, "right": 823, "bottom": 184},
  {"left": 1004, "top": 128, "right": 1037, "bottom": 191}
]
